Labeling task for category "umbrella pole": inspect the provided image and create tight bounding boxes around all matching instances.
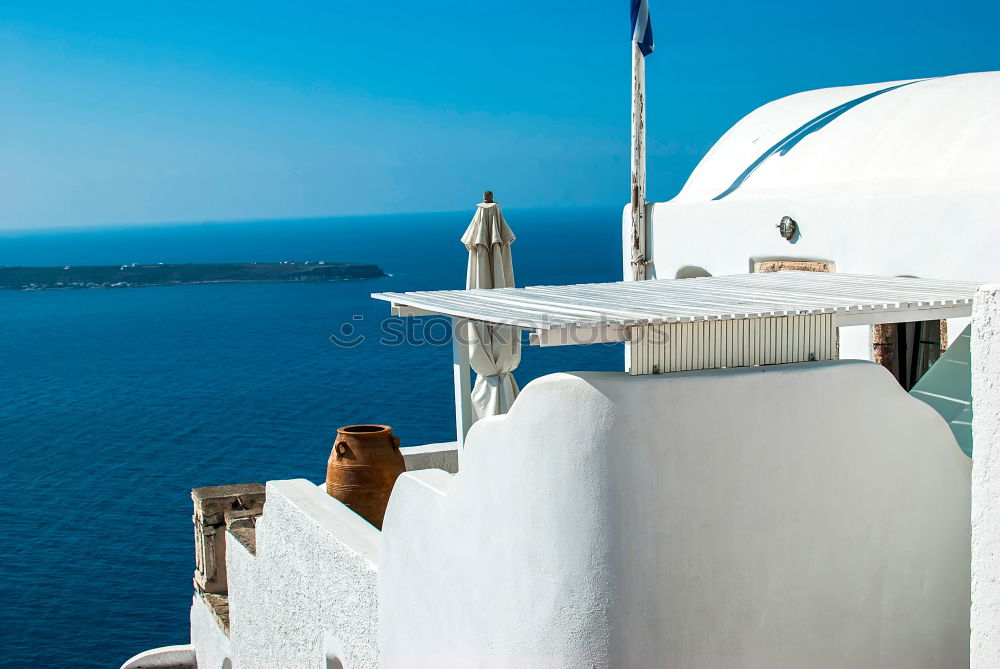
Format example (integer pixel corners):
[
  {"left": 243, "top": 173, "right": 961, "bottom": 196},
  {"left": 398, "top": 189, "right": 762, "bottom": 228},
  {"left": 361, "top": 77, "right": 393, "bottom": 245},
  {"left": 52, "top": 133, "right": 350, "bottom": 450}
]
[{"left": 452, "top": 316, "right": 475, "bottom": 454}]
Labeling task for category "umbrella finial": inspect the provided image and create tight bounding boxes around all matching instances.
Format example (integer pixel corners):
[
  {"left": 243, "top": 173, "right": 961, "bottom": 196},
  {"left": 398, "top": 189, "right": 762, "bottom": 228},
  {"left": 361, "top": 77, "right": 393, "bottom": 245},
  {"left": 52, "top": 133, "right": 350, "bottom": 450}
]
[{"left": 483, "top": 190, "right": 494, "bottom": 204}]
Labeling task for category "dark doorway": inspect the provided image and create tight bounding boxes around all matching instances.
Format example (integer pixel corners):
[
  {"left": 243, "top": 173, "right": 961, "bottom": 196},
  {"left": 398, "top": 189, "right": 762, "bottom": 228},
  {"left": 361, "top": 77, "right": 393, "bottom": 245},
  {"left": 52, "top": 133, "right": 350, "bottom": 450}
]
[{"left": 873, "top": 320, "right": 945, "bottom": 391}]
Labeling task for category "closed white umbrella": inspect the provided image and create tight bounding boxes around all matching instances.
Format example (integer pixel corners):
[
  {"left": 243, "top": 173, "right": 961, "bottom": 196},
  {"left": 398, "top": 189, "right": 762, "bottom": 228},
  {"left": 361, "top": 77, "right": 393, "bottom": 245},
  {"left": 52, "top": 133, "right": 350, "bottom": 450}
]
[{"left": 460, "top": 192, "right": 520, "bottom": 419}]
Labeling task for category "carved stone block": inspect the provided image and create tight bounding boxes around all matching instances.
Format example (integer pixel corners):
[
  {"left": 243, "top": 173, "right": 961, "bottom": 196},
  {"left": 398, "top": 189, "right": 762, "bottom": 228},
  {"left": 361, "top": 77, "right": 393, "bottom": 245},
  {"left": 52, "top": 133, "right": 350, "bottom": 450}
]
[{"left": 192, "top": 483, "right": 265, "bottom": 595}]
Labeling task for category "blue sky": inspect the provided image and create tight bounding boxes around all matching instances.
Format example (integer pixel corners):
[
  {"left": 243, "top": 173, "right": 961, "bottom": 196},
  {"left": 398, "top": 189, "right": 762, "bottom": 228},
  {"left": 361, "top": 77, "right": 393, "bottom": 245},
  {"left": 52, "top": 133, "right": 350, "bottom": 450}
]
[{"left": 0, "top": 1, "right": 996, "bottom": 230}]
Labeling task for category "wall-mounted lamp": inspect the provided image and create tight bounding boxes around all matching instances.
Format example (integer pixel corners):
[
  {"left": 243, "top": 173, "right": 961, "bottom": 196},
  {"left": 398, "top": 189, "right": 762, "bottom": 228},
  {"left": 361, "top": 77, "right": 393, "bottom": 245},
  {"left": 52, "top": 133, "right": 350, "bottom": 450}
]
[{"left": 776, "top": 216, "right": 798, "bottom": 241}]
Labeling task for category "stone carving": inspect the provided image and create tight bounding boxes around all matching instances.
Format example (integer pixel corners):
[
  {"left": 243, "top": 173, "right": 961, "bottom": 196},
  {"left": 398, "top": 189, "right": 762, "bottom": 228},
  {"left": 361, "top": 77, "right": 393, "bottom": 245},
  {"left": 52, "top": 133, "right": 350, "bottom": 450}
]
[{"left": 192, "top": 483, "right": 266, "bottom": 635}]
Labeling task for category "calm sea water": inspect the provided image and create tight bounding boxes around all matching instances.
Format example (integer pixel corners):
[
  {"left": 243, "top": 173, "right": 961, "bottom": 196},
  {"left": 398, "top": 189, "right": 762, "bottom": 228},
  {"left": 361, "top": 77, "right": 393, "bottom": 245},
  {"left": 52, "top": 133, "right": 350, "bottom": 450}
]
[{"left": 0, "top": 209, "right": 624, "bottom": 668}]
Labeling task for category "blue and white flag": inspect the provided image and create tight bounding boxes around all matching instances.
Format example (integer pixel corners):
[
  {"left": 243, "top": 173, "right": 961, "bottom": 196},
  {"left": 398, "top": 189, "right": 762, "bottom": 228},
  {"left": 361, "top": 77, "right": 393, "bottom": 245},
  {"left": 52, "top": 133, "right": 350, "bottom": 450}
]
[{"left": 631, "top": 0, "right": 654, "bottom": 56}]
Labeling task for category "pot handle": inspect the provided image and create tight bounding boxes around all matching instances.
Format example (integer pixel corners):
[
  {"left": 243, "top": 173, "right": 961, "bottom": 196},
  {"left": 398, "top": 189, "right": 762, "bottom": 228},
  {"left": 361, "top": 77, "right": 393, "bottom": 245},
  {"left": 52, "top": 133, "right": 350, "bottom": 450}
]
[
  {"left": 334, "top": 441, "right": 349, "bottom": 459},
  {"left": 391, "top": 435, "right": 401, "bottom": 450}
]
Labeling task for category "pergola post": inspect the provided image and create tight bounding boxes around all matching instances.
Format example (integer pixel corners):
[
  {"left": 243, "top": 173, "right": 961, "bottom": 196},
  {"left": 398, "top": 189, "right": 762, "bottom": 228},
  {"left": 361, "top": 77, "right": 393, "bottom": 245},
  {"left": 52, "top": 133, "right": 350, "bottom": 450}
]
[
  {"left": 452, "top": 317, "right": 474, "bottom": 456},
  {"left": 628, "top": 40, "right": 649, "bottom": 282}
]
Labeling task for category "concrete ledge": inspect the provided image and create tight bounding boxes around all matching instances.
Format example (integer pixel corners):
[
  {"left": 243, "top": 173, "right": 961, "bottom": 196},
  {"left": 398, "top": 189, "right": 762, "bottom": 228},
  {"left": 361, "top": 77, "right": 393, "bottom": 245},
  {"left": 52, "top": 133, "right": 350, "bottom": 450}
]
[
  {"left": 119, "top": 644, "right": 196, "bottom": 669},
  {"left": 271, "top": 479, "right": 381, "bottom": 559},
  {"left": 381, "top": 469, "right": 454, "bottom": 544},
  {"left": 402, "top": 441, "right": 459, "bottom": 474},
  {"left": 394, "top": 468, "right": 454, "bottom": 500},
  {"left": 202, "top": 592, "right": 230, "bottom": 636}
]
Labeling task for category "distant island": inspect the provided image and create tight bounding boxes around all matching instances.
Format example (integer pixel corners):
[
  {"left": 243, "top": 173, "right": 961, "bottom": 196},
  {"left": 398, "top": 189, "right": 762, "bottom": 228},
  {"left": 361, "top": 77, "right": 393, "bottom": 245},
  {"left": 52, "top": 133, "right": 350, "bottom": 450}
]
[{"left": 0, "top": 262, "right": 387, "bottom": 291}]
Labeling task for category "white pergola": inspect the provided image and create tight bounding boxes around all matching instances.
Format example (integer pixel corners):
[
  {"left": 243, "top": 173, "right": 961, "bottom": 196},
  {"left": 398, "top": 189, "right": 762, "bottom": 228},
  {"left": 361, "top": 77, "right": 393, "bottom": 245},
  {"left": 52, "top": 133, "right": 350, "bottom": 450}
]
[{"left": 373, "top": 271, "right": 981, "bottom": 445}]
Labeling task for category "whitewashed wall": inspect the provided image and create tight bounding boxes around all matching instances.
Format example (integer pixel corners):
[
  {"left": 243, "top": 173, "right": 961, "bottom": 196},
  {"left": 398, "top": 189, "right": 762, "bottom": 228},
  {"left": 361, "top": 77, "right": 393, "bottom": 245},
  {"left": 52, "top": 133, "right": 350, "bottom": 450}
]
[
  {"left": 380, "top": 365, "right": 970, "bottom": 668},
  {"left": 119, "top": 644, "right": 197, "bottom": 669},
  {"left": 207, "top": 479, "right": 381, "bottom": 669},
  {"left": 972, "top": 285, "right": 1000, "bottom": 668},
  {"left": 183, "top": 447, "right": 457, "bottom": 669},
  {"left": 627, "top": 71, "right": 1000, "bottom": 359},
  {"left": 189, "top": 595, "right": 230, "bottom": 669}
]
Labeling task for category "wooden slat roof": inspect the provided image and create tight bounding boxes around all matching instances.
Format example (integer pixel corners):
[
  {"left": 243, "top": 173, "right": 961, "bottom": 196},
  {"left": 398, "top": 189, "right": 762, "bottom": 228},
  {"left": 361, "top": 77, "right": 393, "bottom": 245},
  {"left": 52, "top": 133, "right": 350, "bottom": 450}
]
[{"left": 372, "top": 271, "right": 981, "bottom": 332}]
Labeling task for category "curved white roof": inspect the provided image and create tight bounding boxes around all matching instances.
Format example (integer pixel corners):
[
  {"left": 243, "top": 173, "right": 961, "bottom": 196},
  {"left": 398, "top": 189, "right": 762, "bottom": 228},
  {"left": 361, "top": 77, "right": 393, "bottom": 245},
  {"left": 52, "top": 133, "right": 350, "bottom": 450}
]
[{"left": 675, "top": 71, "right": 1000, "bottom": 202}]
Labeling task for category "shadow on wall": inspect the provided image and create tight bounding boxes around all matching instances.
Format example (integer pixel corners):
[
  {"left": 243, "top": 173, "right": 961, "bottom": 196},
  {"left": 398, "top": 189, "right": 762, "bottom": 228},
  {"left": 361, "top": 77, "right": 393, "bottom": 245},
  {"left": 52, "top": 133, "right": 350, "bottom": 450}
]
[
  {"left": 713, "top": 79, "right": 927, "bottom": 200},
  {"left": 675, "top": 265, "right": 712, "bottom": 279}
]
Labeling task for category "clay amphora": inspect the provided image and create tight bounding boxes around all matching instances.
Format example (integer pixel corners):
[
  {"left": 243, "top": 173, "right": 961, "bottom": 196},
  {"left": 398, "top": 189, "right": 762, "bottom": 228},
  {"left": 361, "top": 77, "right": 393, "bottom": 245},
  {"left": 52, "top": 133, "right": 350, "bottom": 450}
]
[{"left": 325, "top": 424, "right": 406, "bottom": 529}]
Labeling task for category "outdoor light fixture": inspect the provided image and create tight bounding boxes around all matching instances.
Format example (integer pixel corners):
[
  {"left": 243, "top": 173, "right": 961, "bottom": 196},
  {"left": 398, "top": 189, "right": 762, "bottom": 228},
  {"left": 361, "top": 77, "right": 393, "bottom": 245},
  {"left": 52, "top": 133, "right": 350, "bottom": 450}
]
[{"left": 777, "top": 216, "right": 798, "bottom": 240}]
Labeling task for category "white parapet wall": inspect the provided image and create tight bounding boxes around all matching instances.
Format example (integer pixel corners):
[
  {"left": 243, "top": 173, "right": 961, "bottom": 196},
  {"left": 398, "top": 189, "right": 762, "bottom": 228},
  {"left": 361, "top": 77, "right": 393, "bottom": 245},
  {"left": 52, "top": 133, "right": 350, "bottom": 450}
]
[
  {"left": 190, "top": 595, "right": 231, "bottom": 669},
  {"left": 380, "top": 363, "right": 971, "bottom": 668},
  {"left": 182, "top": 443, "right": 456, "bottom": 669},
  {"left": 401, "top": 441, "right": 459, "bottom": 473},
  {"left": 193, "top": 478, "right": 381, "bottom": 669},
  {"left": 972, "top": 284, "right": 1000, "bottom": 668},
  {"left": 119, "top": 644, "right": 196, "bottom": 669}
]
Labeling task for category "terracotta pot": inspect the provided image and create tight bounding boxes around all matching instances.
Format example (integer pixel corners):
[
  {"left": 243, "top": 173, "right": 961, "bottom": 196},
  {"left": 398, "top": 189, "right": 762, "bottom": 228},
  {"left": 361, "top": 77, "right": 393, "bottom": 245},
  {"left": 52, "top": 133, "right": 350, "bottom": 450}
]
[{"left": 325, "top": 424, "right": 406, "bottom": 529}]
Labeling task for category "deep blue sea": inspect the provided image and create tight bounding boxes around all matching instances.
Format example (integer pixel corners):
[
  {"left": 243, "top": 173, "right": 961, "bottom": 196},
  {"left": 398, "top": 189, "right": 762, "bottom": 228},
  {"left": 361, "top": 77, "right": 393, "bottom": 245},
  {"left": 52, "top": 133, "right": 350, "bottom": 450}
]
[{"left": 0, "top": 208, "right": 623, "bottom": 668}]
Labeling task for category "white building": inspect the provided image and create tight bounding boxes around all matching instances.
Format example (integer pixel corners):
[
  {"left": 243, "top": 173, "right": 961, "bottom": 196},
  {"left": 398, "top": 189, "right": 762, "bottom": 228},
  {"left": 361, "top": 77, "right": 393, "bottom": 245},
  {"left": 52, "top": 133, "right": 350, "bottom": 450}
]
[{"left": 125, "top": 72, "right": 1000, "bottom": 669}]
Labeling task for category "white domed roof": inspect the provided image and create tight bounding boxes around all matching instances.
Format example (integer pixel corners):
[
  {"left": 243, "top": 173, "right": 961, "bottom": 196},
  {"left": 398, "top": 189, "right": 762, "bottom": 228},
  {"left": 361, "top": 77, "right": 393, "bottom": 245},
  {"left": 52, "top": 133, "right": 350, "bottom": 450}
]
[{"left": 675, "top": 71, "right": 1000, "bottom": 202}]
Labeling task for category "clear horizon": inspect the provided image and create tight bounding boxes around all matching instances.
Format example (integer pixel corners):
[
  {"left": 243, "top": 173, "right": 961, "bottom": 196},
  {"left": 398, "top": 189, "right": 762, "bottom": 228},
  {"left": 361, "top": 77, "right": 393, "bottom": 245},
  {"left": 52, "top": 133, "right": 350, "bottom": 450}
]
[
  {"left": 0, "top": 203, "right": 621, "bottom": 236},
  {"left": 1, "top": 1, "right": 997, "bottom": 231}
]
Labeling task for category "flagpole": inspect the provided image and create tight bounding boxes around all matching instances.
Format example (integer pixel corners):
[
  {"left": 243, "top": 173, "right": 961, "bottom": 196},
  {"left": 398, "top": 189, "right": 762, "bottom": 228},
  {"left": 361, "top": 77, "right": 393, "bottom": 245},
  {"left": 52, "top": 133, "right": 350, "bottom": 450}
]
[{"left": 629, "top": 39, "right": 648, "bottom": 281}]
